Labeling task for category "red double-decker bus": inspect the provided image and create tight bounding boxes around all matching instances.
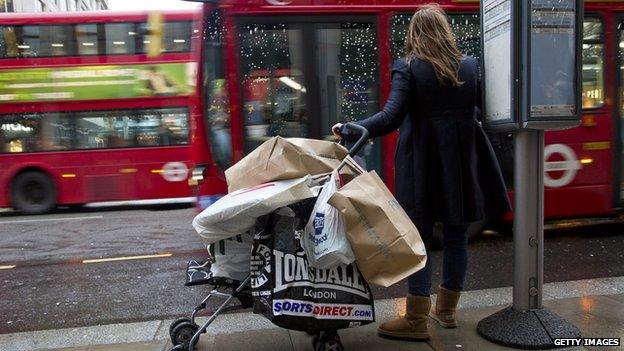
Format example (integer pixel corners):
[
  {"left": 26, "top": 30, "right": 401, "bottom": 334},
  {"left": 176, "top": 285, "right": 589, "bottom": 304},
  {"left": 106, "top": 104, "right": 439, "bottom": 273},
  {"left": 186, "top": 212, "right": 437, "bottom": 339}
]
[
  {"left": 190, "top": 0, "right": 624, "bottom": 241},
  {"left": 0, "top": 10, "right": 220, "bottom": 214}
]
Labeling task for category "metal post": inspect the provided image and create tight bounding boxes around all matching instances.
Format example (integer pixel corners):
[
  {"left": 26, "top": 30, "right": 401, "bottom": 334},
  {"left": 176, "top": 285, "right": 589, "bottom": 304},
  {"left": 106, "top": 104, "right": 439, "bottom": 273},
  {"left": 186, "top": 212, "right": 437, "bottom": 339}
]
[
  {"left": 513, "top": 129, "right": 544, "bottom": 311},
  {"left": 477, "top": 129, "right": 580, "bottom": 348}
]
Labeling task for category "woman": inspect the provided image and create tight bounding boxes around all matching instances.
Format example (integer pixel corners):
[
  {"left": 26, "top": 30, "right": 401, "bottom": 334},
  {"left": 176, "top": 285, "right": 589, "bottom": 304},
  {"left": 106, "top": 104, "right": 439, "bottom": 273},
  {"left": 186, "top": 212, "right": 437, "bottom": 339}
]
[{"left": 333, "top": 4, "right": 510, "bottom": 340}]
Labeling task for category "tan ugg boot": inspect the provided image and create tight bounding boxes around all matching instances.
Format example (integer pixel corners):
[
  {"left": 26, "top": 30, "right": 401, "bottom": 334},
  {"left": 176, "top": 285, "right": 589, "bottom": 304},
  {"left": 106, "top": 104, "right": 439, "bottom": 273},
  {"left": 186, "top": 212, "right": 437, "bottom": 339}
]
[
  {"left": 429, "top": 285, "right": 461, "bottom": 328},
  {"left": 377, "top": 294, "right": 431, "bottom": 340}
]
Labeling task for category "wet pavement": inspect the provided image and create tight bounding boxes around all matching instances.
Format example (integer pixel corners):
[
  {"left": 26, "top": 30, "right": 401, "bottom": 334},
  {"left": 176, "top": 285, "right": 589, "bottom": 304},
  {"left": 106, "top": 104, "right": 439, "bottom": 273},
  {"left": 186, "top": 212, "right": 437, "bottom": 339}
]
[{"left": 1, "top": 205, "right": 624, "bottom": 335}]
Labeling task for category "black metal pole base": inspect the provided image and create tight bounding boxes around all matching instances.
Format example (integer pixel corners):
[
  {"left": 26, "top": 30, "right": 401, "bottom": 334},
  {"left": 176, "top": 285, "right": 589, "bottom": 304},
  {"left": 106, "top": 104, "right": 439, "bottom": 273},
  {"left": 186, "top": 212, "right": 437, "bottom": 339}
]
[{"left": 477, "top": 307, "right": 581, "bottom": 349}]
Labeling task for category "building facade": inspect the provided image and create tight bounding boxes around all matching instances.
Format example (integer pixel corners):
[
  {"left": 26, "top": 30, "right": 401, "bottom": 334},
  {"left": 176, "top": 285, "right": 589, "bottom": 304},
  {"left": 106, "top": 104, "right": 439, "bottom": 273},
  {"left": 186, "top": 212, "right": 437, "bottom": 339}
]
[{"left": 1, "top": 0, "right": 109, "bottom": 12}]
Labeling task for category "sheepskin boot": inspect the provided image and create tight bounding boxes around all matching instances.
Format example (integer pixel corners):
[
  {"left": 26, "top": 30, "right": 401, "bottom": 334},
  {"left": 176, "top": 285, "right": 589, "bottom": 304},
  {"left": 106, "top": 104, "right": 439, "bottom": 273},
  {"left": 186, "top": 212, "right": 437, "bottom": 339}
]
[
  {"left": 377, "top": 294, "right": 431, "bottom": 340},
  {"left": 429, "top": 285, "right": 461, "bottom": 328}
]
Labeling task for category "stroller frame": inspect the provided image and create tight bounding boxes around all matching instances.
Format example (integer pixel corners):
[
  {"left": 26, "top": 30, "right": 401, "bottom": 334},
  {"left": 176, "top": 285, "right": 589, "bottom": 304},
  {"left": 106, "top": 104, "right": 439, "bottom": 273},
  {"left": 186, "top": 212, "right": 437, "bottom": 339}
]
[
  {"left": 169, "top": 275, "right": 252, "bottom": 351},
  {"left": 168, "top": 123, "right": 369, "bottom": 351},
  {"left": 168, "top": 268, "right": 344, "bottom": 351}
]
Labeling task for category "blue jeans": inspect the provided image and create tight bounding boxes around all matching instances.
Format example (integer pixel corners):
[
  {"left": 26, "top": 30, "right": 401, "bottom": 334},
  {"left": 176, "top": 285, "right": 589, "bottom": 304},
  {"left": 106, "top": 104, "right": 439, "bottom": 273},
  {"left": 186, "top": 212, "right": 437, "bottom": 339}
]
[{"left": 408, "top": 221, "right": 468, "bottom": 296}]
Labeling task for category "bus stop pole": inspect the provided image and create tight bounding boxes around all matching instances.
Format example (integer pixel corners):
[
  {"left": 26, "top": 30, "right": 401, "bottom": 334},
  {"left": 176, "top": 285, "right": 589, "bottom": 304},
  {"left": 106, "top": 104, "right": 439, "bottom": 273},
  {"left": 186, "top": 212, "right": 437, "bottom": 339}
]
[
  {"left": 513, "top": 129, "right": 544, "bottom": 311},
  {"left": 477, "top": 128, "right": 580, "bottom": 348}
]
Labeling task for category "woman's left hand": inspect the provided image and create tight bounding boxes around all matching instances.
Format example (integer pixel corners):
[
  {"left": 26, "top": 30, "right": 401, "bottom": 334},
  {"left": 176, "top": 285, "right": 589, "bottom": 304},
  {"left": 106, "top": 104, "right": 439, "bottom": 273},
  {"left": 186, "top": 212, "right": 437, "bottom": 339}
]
[{"left": 332, "top": 123, "right": 343, "bottom": 139}]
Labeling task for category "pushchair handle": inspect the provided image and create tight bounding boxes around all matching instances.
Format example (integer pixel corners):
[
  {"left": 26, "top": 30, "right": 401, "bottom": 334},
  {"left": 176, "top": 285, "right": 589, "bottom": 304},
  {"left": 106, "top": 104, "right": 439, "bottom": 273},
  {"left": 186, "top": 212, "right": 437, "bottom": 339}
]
[{"left": 340, "top": 123, "right": 369, "bottom": 157}]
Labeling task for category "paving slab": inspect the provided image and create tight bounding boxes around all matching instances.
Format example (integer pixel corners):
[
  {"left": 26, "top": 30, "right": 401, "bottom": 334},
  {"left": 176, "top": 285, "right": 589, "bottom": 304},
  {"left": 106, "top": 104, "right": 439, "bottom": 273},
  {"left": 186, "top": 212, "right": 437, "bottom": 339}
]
[
  {"left": 154, "top": 312, "right": 277, "bottom": 341},
  {"left": 604, "top": 293, "right": 624, "bottom": 304},
  {"left": 545, "top": 295, "right": 624, "bottom": 351},
  {"left": 454, "top": 286, "right": 513, "bottom": 309},
  {"left": 163, "top": 336, "right": 216, "bottom": 351},
  {"left": 427, "top": 304, "right": 519, "bottom": 351},
  {"left": 213, "top": 328, "right": 292, "bottom": 351},
  {"left": 0, "top": 321, "right": 162, "bottom": 351},
  {"left": 289, "top": 325, "right": 434, "bottom": 351},
  {"left": 163, "top": 328, "right": 292, "bottom": 351}
]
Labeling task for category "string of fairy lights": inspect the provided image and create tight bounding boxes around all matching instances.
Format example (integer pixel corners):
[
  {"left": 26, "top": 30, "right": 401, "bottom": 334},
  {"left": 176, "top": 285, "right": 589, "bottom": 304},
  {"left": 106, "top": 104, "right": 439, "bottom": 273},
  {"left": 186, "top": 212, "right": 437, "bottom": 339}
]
[
  {"left": 238, "top": 22, "right": 379, "bottom": 129},
  {"left": 390, "top": 14, "right": 481, "bottom": 61}
]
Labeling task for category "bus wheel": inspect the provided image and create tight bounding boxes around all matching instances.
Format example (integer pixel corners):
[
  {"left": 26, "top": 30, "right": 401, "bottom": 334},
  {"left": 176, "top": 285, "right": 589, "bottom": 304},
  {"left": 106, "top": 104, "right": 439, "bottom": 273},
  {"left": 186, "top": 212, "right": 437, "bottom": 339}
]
[
  {"left": 429, "top": 220, "right": 487, "bottom": 251},
  {"left": 11, "top": 171, "right": 57, "bottom": 215}
]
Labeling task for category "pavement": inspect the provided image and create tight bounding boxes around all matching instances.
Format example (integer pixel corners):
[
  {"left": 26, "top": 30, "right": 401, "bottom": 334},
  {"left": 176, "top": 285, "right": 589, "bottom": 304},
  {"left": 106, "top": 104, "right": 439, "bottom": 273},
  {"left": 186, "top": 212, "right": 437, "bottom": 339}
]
[{"left": 3, "top": 276, "right": 623, "bottom": 351}]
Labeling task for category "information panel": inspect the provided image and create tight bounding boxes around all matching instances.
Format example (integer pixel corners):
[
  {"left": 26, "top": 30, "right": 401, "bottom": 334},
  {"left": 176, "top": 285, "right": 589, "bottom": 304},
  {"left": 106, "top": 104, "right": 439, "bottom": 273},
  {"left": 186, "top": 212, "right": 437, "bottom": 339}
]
[
  {"left": 481, "top": 0, "right": 582, "bottom": 131},
  {"left": 482, "top": 0, "right": 514, "bottom": 124},
  {"left": 529, "top": 0, "right": 577, "bottom": 119}
]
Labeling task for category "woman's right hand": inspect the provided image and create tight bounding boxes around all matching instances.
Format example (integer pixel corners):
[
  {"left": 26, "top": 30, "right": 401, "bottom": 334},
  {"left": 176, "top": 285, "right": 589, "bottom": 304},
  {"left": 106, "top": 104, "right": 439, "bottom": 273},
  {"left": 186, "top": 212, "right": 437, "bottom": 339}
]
[{"left": 331, "top": 123, "right": 343, "bottom": 139}]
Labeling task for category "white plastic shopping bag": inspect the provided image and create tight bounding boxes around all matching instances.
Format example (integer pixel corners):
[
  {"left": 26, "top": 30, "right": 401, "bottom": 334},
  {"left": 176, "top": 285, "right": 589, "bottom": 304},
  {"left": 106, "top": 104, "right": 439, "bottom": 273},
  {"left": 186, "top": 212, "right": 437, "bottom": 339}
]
[
  {"left": 192, "top": 176, "right": 315, "bottom": 244},
  {"left": 302, "top": 171, "right": 355, "bottom": 268},
  {"left": 208, "top": 233, "right": 253, "bottom": 282}
]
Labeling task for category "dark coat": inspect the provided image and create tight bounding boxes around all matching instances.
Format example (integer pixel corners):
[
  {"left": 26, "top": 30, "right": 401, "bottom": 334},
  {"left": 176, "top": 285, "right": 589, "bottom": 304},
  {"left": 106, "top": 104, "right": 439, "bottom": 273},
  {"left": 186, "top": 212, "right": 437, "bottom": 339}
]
[{"left": 356, "top": 57, "right": 511, "bottom": 225}]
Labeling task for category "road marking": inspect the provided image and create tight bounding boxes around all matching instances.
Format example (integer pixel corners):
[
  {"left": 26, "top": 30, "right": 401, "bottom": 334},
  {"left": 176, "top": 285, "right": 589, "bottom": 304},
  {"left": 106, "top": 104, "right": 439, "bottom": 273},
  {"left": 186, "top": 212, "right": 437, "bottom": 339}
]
[
  {"left": 0, "top": 215, "right": 103, "bottom": 225},
  {"left": 82, "top": 253, "right": 172, "bottom": 264},
  {"left": 86, "top": 197, "right": 194, "bottom": 207},
  {"left": 0, "top": 265, "right": 16, "bottom": 270}
]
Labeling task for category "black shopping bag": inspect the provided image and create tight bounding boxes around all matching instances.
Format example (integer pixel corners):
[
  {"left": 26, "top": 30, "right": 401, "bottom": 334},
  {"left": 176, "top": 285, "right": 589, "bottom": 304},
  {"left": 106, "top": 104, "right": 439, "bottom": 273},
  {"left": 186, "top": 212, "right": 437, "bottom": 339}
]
[{"left": 250, "top": 198, "right": 375, "bottom": 332}]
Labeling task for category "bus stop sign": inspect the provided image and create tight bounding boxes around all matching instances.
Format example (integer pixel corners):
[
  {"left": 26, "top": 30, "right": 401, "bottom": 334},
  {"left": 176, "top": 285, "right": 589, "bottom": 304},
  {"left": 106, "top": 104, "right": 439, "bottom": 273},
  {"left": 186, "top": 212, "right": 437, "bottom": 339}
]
[
  {"left": 478, "top": 0, "right": 583, "bottom": 348},
  {"left": 482, "top": 0, "right": 583, "bottom": 131}
]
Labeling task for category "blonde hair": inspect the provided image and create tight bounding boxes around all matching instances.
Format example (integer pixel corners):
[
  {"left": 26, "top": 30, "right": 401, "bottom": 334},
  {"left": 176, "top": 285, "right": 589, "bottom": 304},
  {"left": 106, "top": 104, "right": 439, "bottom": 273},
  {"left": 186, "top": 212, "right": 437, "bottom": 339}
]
[{"left": 405, "top": 3, "right": 464, "bottom": 87}]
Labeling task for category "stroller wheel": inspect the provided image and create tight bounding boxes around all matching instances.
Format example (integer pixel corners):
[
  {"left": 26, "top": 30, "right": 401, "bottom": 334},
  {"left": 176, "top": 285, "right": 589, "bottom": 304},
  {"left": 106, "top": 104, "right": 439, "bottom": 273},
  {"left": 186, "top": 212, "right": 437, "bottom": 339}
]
[
  {"left": 169, "top": 317, "right": 193, "bottom": 340},
  {"left": 171, "top": 321, "right": 200, "bottom": 348},
  {"left": 314, "top": 331, "right": 344, "bottom": 351}
]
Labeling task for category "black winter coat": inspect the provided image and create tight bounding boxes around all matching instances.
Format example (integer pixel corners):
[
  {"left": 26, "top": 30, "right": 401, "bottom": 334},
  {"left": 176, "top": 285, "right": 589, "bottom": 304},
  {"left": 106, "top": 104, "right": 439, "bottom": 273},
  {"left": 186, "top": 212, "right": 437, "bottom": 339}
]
[{"left": 356, "top": 57, "right": 511, "bottom": 225}]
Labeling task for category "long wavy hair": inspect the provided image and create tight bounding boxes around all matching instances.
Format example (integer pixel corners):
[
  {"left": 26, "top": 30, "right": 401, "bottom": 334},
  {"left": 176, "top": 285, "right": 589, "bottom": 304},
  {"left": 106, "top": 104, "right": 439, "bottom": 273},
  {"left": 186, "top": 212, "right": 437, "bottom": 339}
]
[{"left": 405, "top": 3, "right": 464, "bottom": 87}]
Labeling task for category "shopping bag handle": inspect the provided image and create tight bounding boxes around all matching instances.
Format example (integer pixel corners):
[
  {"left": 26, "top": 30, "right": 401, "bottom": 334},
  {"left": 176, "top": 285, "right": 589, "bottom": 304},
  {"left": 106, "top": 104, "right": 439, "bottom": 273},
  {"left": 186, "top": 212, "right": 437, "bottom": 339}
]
[
  {"left": 340, "top": 123, "right": 370, "bottom": 157},
  {"left": 336, "top": 155, "right": 366, "bottom": 175}
]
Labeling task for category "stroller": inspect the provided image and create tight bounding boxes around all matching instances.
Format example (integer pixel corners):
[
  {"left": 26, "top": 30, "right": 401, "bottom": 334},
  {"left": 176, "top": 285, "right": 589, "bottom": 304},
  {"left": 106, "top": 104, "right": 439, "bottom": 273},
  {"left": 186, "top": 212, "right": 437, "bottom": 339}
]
[{"left": 168, "top": 124, "right": 371, "bottom": 351}]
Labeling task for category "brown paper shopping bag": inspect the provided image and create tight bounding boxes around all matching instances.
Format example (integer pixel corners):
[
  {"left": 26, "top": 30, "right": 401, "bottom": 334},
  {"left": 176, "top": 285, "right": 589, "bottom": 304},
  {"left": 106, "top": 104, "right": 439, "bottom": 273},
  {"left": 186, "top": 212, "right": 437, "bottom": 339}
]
[
  {"left": 225, "top": 137, "right": 349, "bottom": 193},
  {"left": 328, "top": 157, "right": 427, "bottom": 287}
]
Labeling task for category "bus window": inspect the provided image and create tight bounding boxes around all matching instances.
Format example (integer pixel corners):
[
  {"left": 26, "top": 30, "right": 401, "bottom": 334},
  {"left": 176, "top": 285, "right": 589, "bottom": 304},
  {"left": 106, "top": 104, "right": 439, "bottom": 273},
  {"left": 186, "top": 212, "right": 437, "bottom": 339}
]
[
  {"left": 0, "top": 27, "right": 6, "bottom": 57},
  {"left": 1, "top": 25, "right": 80, "bottom": 58},
  {"left": 238, "top": 22, "right": 309, "bottom": 151},
  {"left": 40, "top": 113, "right": 74, "bottom": 151},
  {"left": 140, "top": 21, "right": 192, "bottom": 55},
  {"left": 163, "top": 21, "right": 192, "bottom": 53},
  {"left": 74, "top": 108, "right": 189, "bottom": 150},
  {"left": 582, "top": 18, "right": 604, "bottom": 109},
  {"left": 105, "top": 22, "right": 138, "bottom": 55},
  {"left": 75, "top": 111, "right": 131, "bottom": 149},
  {"left": 41, "top": 25, "right": 76, "bottom": 56},
  {"left": 237, "top": 19, "right": 381, "bottom": 173},
  {"left": 15, "top": 26, "right": 42, "bottom": 57},
  {"left": 0, "top": 114, "right": 41, "bottom": 153},
  {"left": 204, "top": 10, "right": 231, "bottom": 170},
  {"left": 75, "top": 24, "right": 99, "bottom": 55},
  {"left": 140, "top": 108, "right": 189, "bottom": 146},
  {"left": 314, "top": 21, "right": 380, "bottom": 172},
  {"left": 391, "top": 13, "right": 480, "bottom": 62}
]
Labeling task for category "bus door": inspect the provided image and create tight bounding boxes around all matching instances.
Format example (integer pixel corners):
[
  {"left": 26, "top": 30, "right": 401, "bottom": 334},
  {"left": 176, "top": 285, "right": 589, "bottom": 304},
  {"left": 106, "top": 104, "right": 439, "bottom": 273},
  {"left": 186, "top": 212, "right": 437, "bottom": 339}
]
[{"left": 234, "top": 16, "right": 383, "bottom": 174}]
